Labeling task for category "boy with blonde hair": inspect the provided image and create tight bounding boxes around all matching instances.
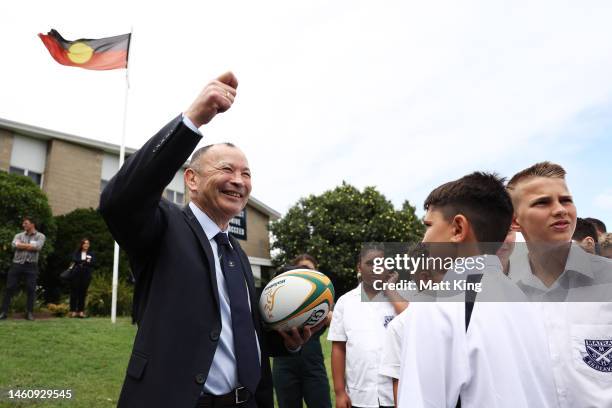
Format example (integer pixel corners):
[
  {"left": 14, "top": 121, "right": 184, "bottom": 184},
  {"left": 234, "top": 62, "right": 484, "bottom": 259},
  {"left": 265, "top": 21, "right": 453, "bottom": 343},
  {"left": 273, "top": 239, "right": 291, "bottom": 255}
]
[{"left": 506, "top": 161, "right": 612, "bottom": 407}]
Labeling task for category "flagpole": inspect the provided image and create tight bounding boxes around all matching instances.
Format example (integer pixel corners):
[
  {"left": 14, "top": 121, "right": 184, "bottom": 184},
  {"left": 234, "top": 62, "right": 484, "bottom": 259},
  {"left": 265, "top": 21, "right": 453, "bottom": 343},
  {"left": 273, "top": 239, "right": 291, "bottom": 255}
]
[{"left": 111, "top": 27, "right": 132, "bottom": 324}]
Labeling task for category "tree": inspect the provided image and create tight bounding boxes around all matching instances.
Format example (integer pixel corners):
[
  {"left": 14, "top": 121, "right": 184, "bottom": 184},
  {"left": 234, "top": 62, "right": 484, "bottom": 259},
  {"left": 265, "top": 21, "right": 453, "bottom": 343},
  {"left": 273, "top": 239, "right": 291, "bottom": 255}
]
[
  {"left": 270, "top": 182, "right": 424, "bottom": 296},
  {"left": 0, "top": 171, "right": 56, "bottom": 294}
]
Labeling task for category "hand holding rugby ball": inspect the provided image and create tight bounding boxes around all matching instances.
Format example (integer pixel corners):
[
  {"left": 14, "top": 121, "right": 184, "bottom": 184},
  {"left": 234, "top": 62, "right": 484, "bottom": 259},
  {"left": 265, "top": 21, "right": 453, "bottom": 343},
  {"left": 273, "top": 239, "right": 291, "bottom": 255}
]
[{"left": 259, "top": 269, "right": 335, "bottom": 331}]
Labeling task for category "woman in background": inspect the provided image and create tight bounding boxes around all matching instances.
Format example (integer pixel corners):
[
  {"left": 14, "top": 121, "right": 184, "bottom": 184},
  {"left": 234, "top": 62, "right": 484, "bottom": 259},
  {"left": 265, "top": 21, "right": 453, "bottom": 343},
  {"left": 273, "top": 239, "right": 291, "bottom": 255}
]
[{"left": 69, "top": 238, "right": 95, "bottom": 318}]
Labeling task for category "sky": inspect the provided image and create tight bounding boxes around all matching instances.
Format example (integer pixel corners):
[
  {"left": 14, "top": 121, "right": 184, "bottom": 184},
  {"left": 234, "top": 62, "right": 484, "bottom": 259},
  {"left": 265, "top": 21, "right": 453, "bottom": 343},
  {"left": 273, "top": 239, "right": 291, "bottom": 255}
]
[{"left": 1, "top": 0, "right": 611, "bottom": 228}]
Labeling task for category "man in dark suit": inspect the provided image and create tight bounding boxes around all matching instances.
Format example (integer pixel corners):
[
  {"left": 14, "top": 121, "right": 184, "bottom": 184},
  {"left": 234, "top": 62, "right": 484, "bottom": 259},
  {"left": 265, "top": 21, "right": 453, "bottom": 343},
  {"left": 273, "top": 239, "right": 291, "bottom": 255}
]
[{"left": 100, "top": 72, "right": 316, "bottom": 408}]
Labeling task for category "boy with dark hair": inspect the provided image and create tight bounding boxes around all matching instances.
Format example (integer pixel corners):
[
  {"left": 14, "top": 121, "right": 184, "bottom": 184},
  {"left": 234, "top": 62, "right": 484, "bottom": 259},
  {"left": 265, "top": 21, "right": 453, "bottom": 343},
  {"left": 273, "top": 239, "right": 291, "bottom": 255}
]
[
  {"left": 398, "top": 172, "right": 561, "bottom": 408},
  {"left": 422, "top": 172, "right": 514, "bottom": 245},
  {"left": 585, "top": 217, "right": 607, "bottom": 239},
  {"left": 572, "top": 217, "right": 598, "bottom": 254}
]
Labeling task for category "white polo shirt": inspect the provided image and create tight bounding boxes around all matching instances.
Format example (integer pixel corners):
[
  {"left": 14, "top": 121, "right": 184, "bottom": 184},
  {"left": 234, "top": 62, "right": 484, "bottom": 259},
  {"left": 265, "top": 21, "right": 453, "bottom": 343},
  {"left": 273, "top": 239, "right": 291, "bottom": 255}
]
[
  {"left": 379, "top": 308, "right": 408, "bottom": 381},
  {"left": 379, "top": 291, "right": 433, "bottom": 382},
  {"left": 328, "top": 284, "right": 396, "bottom": 407},
  {"left": 508, "top": 244, "right": 612, "bottom": 408},
  {"left": 398, "top": 256, "right": 561, "bottom": 408}
]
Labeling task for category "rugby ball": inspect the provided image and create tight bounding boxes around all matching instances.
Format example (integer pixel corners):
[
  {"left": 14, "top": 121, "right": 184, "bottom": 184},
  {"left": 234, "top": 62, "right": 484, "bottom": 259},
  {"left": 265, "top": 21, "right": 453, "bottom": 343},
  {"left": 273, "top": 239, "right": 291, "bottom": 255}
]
[{"left": 259, "top": 269, "right": 335, "bottom": 331}]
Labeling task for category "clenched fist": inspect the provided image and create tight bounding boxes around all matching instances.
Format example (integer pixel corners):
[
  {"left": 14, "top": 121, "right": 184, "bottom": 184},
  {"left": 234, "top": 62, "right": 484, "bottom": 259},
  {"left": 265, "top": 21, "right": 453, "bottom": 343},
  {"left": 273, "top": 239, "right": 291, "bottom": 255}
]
[{"left": 184, "top": 71, "right": 238, "bottom": 128}]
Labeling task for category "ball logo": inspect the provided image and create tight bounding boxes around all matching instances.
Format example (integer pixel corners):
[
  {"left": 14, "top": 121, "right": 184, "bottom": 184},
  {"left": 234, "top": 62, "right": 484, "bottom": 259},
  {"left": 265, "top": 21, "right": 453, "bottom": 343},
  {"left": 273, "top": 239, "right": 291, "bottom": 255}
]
[
  {"left": 263, "top": 285, "right": 284, "bottom": 319},
  {"left": 304, "top": 307, "right": 326, "bottom": 326}
]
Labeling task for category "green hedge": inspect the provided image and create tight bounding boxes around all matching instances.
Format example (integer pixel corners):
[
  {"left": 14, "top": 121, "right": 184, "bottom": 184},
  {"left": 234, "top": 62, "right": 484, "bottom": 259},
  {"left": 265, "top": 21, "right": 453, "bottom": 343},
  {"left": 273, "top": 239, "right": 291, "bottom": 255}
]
[
  {"left": 86, "top": 272, "right": 134, "bottom": 316},
  {"left": 0, "top": 171, "right": 56, "bottom": 275},
  {"left": 46, "top": 208, "right": 132, "bottom": 304}
]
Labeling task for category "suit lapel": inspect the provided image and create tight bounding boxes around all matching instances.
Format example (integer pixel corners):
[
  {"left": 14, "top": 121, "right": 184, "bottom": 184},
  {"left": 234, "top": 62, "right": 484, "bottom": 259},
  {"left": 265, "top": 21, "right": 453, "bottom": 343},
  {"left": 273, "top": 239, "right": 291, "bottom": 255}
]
[{"left": 182, "top": 205, "right": 220, "bottom": 310}]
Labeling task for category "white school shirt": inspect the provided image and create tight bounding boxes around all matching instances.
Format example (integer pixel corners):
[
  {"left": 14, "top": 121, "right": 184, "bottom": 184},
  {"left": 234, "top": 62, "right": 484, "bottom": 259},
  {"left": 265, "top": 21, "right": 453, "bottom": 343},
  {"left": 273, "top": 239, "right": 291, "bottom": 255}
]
[
  {"left": 379, "top": 291, "right": 433, "bottom": 382},
  {"left": 398, "top": 255, "right": 561, "bottom": 408},
  {"left": 508, "top": 244, "right": 612, "bottom": 408},
  {"left": 379, "top": 309, "right": 409, "bottom": 381},
  {"left": 328, "top": 284, "right": 396, "bottom": 407}
]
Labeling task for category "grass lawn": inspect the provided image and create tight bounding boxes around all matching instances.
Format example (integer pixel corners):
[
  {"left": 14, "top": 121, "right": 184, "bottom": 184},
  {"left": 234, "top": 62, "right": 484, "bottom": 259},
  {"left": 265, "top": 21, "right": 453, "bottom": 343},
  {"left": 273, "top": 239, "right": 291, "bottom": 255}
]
[{"left": 0, "top": 318, "right": 335, "bottom": 407}]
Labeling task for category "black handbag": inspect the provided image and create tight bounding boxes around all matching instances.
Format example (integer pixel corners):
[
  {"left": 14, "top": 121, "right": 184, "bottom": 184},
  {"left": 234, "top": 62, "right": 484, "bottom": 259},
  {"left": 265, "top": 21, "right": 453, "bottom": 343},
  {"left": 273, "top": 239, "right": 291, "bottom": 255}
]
[{"left": 60, "top": 262, "right": 75, "bottom": 281}]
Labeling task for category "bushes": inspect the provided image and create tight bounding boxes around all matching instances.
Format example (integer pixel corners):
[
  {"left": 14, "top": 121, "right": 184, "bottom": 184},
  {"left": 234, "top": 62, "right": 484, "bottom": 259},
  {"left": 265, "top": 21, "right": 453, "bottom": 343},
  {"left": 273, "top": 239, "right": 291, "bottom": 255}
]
[
  {"left": 0, "top": 173, "right": 134, "bottom": 316},
  {"left": 0, "top": 171, "right": 56, "bottom": 276},
  {"left": 86, "top": 272, "right": 134, "bottom": 317},
  {"left": 46, "top": 208, "right": 131, "bottom": 304},
  {"left": 47, "top": 208, "right": 131, "bottom": 282}
]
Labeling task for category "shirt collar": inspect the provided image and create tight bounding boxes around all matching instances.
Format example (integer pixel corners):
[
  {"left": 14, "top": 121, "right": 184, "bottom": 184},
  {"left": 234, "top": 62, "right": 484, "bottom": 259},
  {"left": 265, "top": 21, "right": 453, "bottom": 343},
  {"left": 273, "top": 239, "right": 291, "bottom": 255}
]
[
  {"left": 564, "top": 243, "right": 594, "bottom": 279},
  {"left": 508, "top": 242, "right": 594, "bottom": 290},
  {"left": 188, "top": 202, "right": 226, "bottom": 241}
]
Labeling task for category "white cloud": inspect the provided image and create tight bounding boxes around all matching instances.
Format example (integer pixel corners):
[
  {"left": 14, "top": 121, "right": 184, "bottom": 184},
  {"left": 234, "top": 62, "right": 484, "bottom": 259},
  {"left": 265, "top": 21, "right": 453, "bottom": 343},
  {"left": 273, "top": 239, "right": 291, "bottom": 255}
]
[{"left": 1, "top": 0, "right": 611, "bottom": 222}]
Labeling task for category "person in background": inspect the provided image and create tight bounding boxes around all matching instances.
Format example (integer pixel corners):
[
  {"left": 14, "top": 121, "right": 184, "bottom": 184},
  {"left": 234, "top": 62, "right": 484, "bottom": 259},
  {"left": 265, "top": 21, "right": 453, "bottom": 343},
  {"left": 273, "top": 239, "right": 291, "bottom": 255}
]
[
  {"left": 0, "top": 216, "right": 46, "bottom": 321},
  {"left": 69, "top": 238, "right": 95, "bottom": 318},
  {"left": 572, "top": 217, "right": 598, "bottom": 254},
  {"left": 496, "top": 229, "right": 517, "bottom": 275},
  {"left": 599, "top": 233, "right": 612, "bottom": 259},
  {"left": 293, "top": 254, "right": 318, "bottom": 271},
  {"left": 379, "top": 246, "right": 444, "bottom": 407},
  {"left": 329, "top": 244, "right": 406, "bottom": 408},
  {"left": 585, "top": 217, "right": 607, "bottom": 255},
  {"left": 272, "top": 254, "right": 332, "bottom": 408},
  {"left": 584, "top": 217, "right": 607, "bottom": 240}
]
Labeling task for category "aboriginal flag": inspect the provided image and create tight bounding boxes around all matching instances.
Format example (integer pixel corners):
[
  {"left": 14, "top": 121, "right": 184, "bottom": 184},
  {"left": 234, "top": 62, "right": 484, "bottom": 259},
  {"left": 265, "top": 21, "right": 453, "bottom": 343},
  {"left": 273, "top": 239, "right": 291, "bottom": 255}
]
[{"left": 38, "top": 29, "right": 130, "bottom": 70}]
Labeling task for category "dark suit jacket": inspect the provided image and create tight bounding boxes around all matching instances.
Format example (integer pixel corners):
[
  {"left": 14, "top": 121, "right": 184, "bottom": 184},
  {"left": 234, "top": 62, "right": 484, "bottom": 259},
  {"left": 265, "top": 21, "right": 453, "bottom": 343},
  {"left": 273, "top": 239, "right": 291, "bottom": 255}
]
[
  {"left": 70, "top": 251, "right": 95, "bottom": 275},
  {"left": 100, "top": 115, "right": 284, "bottom": 408}
]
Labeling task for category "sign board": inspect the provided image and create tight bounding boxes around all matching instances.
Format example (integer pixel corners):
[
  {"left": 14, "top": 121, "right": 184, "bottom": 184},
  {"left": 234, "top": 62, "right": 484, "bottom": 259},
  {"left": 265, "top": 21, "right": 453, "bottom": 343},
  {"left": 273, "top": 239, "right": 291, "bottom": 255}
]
[{"left": 229, "top": 209, "right": 247, "bottom": 240}]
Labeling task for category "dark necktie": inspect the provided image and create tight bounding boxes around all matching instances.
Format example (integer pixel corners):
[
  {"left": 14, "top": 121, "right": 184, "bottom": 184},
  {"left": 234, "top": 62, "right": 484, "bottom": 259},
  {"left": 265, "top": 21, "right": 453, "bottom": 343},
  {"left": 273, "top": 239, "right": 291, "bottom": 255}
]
[{"left": 213, "top": 232, "right": 261, "bottom": 394}]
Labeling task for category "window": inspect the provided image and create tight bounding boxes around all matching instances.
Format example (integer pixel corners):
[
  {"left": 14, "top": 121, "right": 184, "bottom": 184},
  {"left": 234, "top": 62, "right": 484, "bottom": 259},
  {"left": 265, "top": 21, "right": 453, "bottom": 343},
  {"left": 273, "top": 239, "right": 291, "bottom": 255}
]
[
  {"left": 10, "top": 135, "right": 46, "bottom": 188},
  {"left": 9, "top": 166, "right": 43, "bottom": 187},
  {"left": 164, "top": 189, "right": 184, "bottom": 205}
]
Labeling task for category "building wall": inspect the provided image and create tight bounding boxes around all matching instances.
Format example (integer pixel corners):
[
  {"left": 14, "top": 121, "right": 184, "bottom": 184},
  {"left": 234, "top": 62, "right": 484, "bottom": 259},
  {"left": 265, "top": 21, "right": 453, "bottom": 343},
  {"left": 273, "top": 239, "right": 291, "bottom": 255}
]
[
  {"left": 240, "top": 204, "right": 271, "bottom": 259},
  {"left": 0, "top": 129, "right": 13, "bottom": 172},
  {"left": 43, "top": 139, "right": 103, "bottom": 215},
  {"left": 1, "top": 126, "right": 275, "bottom": 263}
]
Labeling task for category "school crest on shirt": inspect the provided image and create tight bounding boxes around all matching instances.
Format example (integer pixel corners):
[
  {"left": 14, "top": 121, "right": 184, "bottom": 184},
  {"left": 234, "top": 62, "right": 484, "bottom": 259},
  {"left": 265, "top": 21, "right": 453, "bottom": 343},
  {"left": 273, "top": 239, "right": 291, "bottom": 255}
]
[
  {"left": 583, "top": 339, "right": 612, "bottom": 372},
  {"left": 383, "top": 315, "right": 395, "bottom": 328}
]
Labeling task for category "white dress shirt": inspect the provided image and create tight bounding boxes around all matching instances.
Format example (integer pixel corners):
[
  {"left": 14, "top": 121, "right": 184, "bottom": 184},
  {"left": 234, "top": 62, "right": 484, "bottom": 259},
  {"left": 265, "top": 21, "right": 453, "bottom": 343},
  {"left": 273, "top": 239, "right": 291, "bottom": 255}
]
[
  {"left": 508, "top": 245, "right": 612, "bottom": 408},
  {"left": 398, "top": 255, "right": 561, "bottom": 408},
  {"left": 328, "top": 284, "right": 396, "bottom": 407},
  {"left": 379, "top": 308, "right": 409, "bottom": 381},
  {"left": 188, "top": 202, "right": 261, "bottom": 395}
]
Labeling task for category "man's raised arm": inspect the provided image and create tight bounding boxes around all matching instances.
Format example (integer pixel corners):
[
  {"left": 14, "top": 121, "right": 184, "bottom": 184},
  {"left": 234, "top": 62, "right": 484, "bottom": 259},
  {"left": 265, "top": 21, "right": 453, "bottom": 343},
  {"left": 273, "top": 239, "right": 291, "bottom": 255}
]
[{"left": 99, "top": 72, "right": 238, "bottom": 254}]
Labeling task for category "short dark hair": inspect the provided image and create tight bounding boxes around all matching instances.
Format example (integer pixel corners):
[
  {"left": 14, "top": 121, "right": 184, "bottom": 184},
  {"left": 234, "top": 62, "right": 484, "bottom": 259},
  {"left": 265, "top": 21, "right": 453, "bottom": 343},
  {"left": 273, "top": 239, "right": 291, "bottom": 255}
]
[
  {"left": 573, "top": 218, "right": 598, "bottom": 241},
  {"left": 22, "top": 216, "right": 36, "bottom": 226},
  {"left": 584, "top": 217, "right": 607, "bottom": 234},
  {"left": 189, "top": 143, "right": 237, "bottom": 170},
  {"left": 292, "top": 254, "right": 318, "bottom": 269},
  {"left": 358, "top": 243, "right": 385, "bottom": 265},
  {"left": 424, "top": 172, "right": 513, "bottom": 243}
]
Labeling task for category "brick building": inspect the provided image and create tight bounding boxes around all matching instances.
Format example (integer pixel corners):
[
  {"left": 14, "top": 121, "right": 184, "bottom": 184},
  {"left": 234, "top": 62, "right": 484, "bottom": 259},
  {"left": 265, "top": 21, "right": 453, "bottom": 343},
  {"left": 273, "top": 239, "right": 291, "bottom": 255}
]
[{"left": 0, "top": 117, "right": 279, "bottom": 285}]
